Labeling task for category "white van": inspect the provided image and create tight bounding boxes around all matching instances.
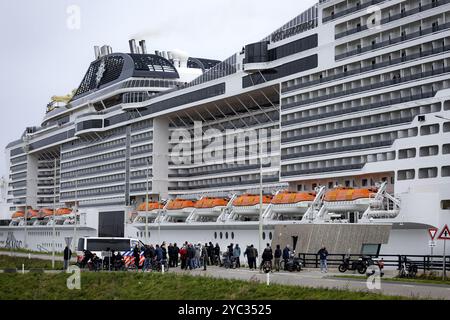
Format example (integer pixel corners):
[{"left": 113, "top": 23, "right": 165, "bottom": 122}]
[{"left": 76, "top": 237, "right": 141, "bottom": 260}]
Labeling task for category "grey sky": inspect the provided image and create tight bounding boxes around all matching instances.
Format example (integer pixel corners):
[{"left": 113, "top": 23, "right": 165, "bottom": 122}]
[{"left": 0, "top": 0, "right": 317, "bottom": 176}]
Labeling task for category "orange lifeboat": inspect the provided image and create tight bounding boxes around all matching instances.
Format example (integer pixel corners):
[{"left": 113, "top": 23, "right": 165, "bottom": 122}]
[
  {"left": 27, "top": 209, "right": 40, "bottom": 218},
  {"left": 56, "top": 208, "right": 72, "bottom": 216},
  {"left": 232, "top": 194, "right": 273, "bottom": 215},
  {"left": 39, "top": 208, "right": 54, "bottom": 217},
  {"left": 195, "top": 198, "right": 229, "bottom": 209},
  {"left": 271, "top": 191, "right": 316, "bottom": 204},
  {"left": 324, "top": 187, "right": 377, "bottom": 202},
  {"left": 165, "top": 199, "right": 196, "bottom": 220},
  {"left": 233, "top": 194, "right": 272, "bottom": 207},
  {"left": 11, "top": 211, "right": 24, "bottom": 219},
  {"left": 270, "top": 191, "right": 316, "bottom": 215},
  {"left": 137, "top": 202, "right": 164, "bottom": 212},
  {"left": 323, "top": 187, "right": 378, "bottom": 212},
  {"left": 166, "top": 199, "right": 196, "bottom": 210}
]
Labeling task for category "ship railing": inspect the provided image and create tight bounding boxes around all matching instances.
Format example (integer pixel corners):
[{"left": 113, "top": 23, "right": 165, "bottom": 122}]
[{"left": 297, "top": 252, "right": 450, "bottom": 273}]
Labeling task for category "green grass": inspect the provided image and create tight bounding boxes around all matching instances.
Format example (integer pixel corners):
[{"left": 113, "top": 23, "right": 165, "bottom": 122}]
[
  {"left": 0, "top": 271, "right": 408, "bottom": 300},
  {"left": 332, "top": 274, "right": 450, "bottom": 286},
  {"left": 0, "top": 255, "right": 64, "bottom": 270},
  {"left": 0, "top": 247, "right": 64, "bottom": 256}
]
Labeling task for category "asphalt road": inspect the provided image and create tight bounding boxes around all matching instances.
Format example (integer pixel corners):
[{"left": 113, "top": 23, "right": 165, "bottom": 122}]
[
  {"left": 1, "top": 251, "right": 449, "bottom": 300},
  {"left": 170, "top": 266, "right": 450, "bottom": 300}
]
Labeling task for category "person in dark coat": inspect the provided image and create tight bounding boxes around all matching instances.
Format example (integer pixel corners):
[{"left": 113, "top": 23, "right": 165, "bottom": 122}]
[
  {"left": 133, "top": 245, "right": 140, "bottom": 270},
  {"left": 214, "top": 243, "right": 221, "bottom": 265},
  {"left": 282, "top": 245, "right": 291, "bottom": 271},
  {"left": 274, "top": 244, "right": 282, "bottom": 272},
  {"left": 168, "top": 243, "right": 174, "bottom": 267},
  {"left": 202, "top": 243, "right": 208, "bottom": 271},
  {"left": 207, "top": 242, "right": 214, "bottom": 265},
  {"left": 318, "top": 246, "right": 329, "bottom": 273},
  {"left": 173, "top": 243, "right": 180, "bottom": 267},
  {"left": 244, "top": 245, "right": 256, "bottom": 270},
  {"left": 63, "top": 246, "right": 72, "bottom": 270},
  {"left": 155, "top": 244, "right": 163, "bottom": 261},
  {"left": 187, "top": 244, "right": 196, "bottom": 270},
  {"left": 260, "top": 243, "right": 273, "bottom": 272}
]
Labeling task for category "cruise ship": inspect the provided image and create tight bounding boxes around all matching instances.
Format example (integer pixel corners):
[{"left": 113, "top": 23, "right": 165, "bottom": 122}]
[{"left": 1, "top": 0, "right": 450, "bottom": 256}]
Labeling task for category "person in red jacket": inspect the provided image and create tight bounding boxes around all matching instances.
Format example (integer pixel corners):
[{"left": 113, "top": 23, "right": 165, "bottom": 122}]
[{"left": 179, "top": 245, "right": 188, "bottom": 270}]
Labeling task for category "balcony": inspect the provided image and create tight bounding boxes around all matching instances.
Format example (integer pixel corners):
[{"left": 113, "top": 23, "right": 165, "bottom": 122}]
[
  {"left": 335, "top": 0, "right": 450, "bottom": 39},
  {"left": 283, "top": 44, "right": 450, "bottom": 93},
  {"left": 335, "top": 22, "right": 450, "bottom": 61},
  {"left": 282, "top": 66, "right": 450, "bottom": 109}
]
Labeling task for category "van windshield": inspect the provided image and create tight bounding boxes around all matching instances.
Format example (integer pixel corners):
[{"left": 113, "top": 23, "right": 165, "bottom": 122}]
[{"left": 86, "top": 239, "right": 132, "bottom": 252}]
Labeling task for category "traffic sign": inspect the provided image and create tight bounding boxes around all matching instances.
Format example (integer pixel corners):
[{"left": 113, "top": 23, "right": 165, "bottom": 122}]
[
  {"left": 438, "top": 225, "right": 450, "bottom": 240},
  {"left": 429, "top": 240, "right": 436, "bottom": 247},
  {"left": 428, "top": 228, "right": 438, "bottom": 240}
]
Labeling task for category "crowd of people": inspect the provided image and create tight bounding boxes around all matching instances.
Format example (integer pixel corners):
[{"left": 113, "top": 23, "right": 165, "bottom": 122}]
[{"left": 72, "top": 241, "right": 312, "bottom": 273}]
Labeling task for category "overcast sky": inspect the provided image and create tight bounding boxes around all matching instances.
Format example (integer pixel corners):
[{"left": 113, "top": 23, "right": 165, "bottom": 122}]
[{"left": 0, "top": 0, "right": 317, "bottom": 177}]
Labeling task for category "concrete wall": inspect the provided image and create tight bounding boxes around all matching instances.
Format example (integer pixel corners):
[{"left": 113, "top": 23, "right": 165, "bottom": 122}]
[{"left": 272, "top": 223, "right": 392, "bottom": 254}]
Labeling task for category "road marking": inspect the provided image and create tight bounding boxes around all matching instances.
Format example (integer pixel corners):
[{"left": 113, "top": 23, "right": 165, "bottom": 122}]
[{"left": 401, "top": 284, "right": 415, "bottom": 288}]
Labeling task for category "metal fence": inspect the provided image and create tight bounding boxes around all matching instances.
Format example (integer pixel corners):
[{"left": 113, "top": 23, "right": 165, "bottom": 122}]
[{"left": 298, "top": 253, "right": 450, "bottom": 272}]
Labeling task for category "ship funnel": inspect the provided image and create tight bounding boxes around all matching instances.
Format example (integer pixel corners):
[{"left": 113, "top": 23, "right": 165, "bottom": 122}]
[
  {"left": 139, "top": 40, "right": 147, "bottom": 54},
  {"left": 94, "top": 46, "right": 101, "bottom": 60},
  {"left": 129, "top": 39, "right": 138, "bottom": 54}
]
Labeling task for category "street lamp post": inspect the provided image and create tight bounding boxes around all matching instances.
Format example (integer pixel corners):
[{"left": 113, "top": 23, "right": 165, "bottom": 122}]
[
  {"left": 52, "top": 158, "right": 57, "bottom": 269},
  {"left": 258, "top": 144, "right": 263, "bottom": 265},
  {"left": 73, "top": 173, "right": 78, "bottom": 253},
  {"left": 145, "top": 159, "right": 150, "bottom": 244},
  {"left": 237, "top": 143, "right": 264, "bottom": 264}
]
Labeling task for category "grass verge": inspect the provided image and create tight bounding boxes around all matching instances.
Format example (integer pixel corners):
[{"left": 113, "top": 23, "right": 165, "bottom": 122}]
[
  {"left": 0, "top": 247, "right": 63, "bottom": 256},
  {"left": 0, "top": 255, "right": 64, "bottom": 270},
  {"left": 0, "top": 271, "right": 409, "bottom": 300}
]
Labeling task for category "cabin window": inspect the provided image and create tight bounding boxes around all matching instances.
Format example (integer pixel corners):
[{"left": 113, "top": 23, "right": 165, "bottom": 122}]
[
  {"left": 231, "top": 232, "right": 234, "bottom": 240},
  {"left": 225, "top": 232, "right": 229, "bottom": 239},
  {"left": 214, "top": 232, "right": 217, "bottom": 239},
  {"left": 220, "top": 232, "right": 223, "bottom": 239},
  {"left": 362, "top": 179, "right": 368, "bottom": 187},
  {"left": 442, "top": 200, "right": 450, "bottom": 210},
  {"left": 262, "top": 232, "right": 266, "bottom": 240},
  {"left": 269, "top": 232, "right": 273, "bottom": 240}
]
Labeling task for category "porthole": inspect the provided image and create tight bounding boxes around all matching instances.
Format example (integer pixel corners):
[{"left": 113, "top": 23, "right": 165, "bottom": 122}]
[
  {"left": 220, "top": 232, "right": 223, "bottom": 239},
  {"left": 225, "top": 232, "right": 229, "bottom": 239},
  {"left": 262, "top": 232, "right": 266, "bottom": 240},
  {"left": 214, "top": 232, "right": 217, "bottom": 239},
  {"left": 231, "top": 232, "right": 234, "bottom": 240},
  {"left": 269, "top": 232, "right": 273, "bottom": 240}
]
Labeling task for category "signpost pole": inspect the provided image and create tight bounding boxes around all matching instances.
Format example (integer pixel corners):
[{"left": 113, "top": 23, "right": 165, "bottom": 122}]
[{"left": 443, "top": 239, "right": 447, "bottom": 280}]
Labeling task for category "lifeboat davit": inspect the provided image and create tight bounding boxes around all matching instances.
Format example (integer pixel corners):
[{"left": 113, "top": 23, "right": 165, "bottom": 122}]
[
  {"left": 232, "top": 194, "right": 272, "bottom": 215},
  {"left": 165, "top": 199, "right": 196, "bottom": 219},
  {"left": 271, "top": 191, "right": 316, "bottom": 215},
  {"left": 194, "top": 197, "right": 229, "bottom": 217},
  {"left": 323, "top": 187, "right": 378, "bottom": 212}
]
